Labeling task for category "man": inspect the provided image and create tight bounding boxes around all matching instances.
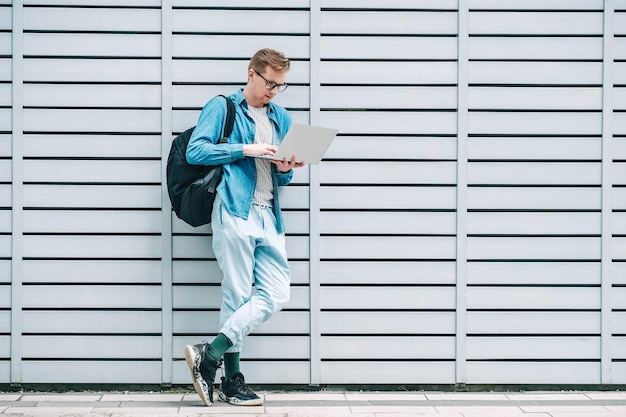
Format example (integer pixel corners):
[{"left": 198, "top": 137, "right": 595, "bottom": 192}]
[{"left": 184, "top": 48, "right": 304, "bottom": 407}]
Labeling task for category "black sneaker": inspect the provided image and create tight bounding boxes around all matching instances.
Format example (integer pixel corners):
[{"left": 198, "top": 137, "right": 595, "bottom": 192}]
[
  {"left": 218, "top": 372, "right": 263, "bottom": 406},
  {"left": 184, "top": 342, "right": 220, "bottom": 406}
]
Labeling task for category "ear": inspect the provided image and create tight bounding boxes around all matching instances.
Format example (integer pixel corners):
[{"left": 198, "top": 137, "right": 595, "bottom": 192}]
[{"left": 247, "top": 69, "right": 255, "bottom": 83}]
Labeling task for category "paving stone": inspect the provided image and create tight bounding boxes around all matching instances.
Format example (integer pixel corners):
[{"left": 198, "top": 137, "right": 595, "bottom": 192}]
[
  {"left": 344, "top": 392, "right": 427, "bottom": 401},
  {"left": 101, "top": 395, "right": 185, "bottom": 402},
  {"left": 21, "top": 395, "right": 103, "bottom": 402},
  {"left": 2, "top": 407, "right": 96, "bottom": 415},
  {"left": 265, "top": 393, "right": 346, "bottom": 402}
]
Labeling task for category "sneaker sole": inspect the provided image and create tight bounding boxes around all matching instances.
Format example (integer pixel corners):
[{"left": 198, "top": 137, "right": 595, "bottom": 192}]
[
  {"left": 184, "top": 345, "right": 212, "bottom": 406},
  {"left": 218, "top": 391, "right": 264, "bottom": 406}
]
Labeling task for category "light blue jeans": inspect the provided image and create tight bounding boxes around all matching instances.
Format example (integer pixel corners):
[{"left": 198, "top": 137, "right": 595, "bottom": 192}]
[{"left": 211, "top": 194, "right": 291, "bottom": 353}]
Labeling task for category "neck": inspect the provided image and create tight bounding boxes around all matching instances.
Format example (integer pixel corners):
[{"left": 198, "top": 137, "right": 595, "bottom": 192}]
[{"left": 242, "top": 86, "right": 264, "bottom": 108}]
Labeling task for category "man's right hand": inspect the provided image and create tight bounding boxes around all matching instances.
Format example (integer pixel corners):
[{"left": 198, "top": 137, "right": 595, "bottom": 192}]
[{"left": 243, "top": 143, "right": 278, "bottom": 157}]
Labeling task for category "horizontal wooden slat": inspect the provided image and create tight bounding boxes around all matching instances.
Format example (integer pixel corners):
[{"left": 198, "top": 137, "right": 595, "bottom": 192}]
[
  {"left": 0, "top": 236, "right": 10, "bottom": 259},
  {"left": 23, "top": 310, "right": 161, "bottom": 333},
  {"left": 22, "top": 361, "right": 161, "bottom": 384},
  {"left": 173, "top": 35, "right": 309, "bottom": 59},
  {"left": 467, "top": 311, "right": 600, "bottom": 334},
  {"left": 320, "top": 61, "right": 457, "bottom": 85},
  {"left": 0, "top": 284, "right": 9, "bottom": 307},
  {"left": 0, "top": 108, "right": 10, "bottom": 132},
  {"left": 173, "top": 236, "right": 309, "bottom": 260},
  {"left": 24, "top": 109, "right": 161, "bottom": 133},
  {"left": 321, "top": 86, "right": 456, "bottom": 109},
  {"left": 321, "top": 336, "right": 455, "bottom": 359},
  {"left": 0, "top": 135, "right": 10, "bottom": 156},
  {"left": 172, "top": 210, "right": 309, "bottom": 235},
  {"left": 0, "top": 185, "right": 11, "bottom": 207},
  {"left": 0, "top": 336, "right": 8, "bottom": 358},
  {"left": 320, "top": 111, "right": 455, "bottom": 135},
  {"left": 175, "top": 336, "right": 309, "bottom": 360},
  {"left": 469, "top": 37, "right": 602, "bottom": 60},
  {"left": 321, "top": 362, "right": 455, "bottom": 384},
  {"left": 24, "top": 59, "right": 161, "bottom": 82},
  {"left": 22, "top": 285, "right": 162, "bottom": 308},
  {"left": 320, "top": 287, "right": 455, "bottom": 310},
  {"left": 0, "top": 261, "right": 9, "bottom": 284},
  {"left": 467, "top": 287, "right": 601, "bottom": 310},
  {"left": 468, "top": 237, "right": 600, "bottom": 260},
  {"left": 321, "top": 186, "right": 456, "bottom": 209},
  {"left": 614, "top": 312, "right": 626, "bottom": 334},
  {"left": 24, "top": 210, "right": 162, "bottom": 233},
  {"left": 467, "top": 212, "right": 600, "bottom": 235},
  {"left": 173, "top": 9, "right": 309, "bottom": 33},
  {"left": 468, "top": 187, "right": 600, "bottom": 210},
  {"left": 173, "top": 311, "right": 309, "bottom": 335},
  {"left": 615, "top": 113, "right": 626, "bottom": 135},
  {"left": 319, "top": 261, "right": 455, "bottom": 285},
  {"left": 321, "top": 0, "right": 457, "bottom": 9},
  {"left": 469, "top": 112, "right": 602, "bottom": 135},
  {"left": 172, "top": 85, "right": 309, "bottom": 110},
  {"left": 0, "top": 33, "right": 10, "bottom": 56},
  {"left": 23, "top": 185, "right": 161, "bottom": 208},
  {"left": 612, "top": 287, "right": 626, "bottom": 309},
  {"left": 611, "top": 237, "right": 626, "bottom": 261},
  {"left": 23, "top": 260, "right": 161, "bottom": 284},
  {"left": 320, "top": 236, "right": 456, "bottom": 260},
  {"left": 22, "top": 336, "right": 162, "bottom": 358},
  {"left": 614, "top": 212, "right": 626, "bottom": 235},
  {"left": 469, "top": 87, "right": 601, "bottom": 110},
  {"left": 24, "top": 33, "right": 161, "bottom": 57},
  {"left": 468, "top": 138, "right": 600, "bottom": 160},
  {"left": 24, "top": 7, "right": 160, "bottom": 32},
  {"left": 468, "top": 0, "right": 603, "bottom": 9},
  {"left": 326, "top": 137, "right": 457, "bottom": 160},
  {"left": 172, "top": 59, "right": 309, "bottom": 84},
  {"left": 173, "top": 360, "right": 310, "bottom": 385},
  {"left": 468, "top": 62, "right": 602, "bottom": 85},
  {"left": 467, "top": 262, "right": 600, "bottom": 285},
  {"left": 173, "top": 286, "right": 309, "bottom": 310},
  {"left": 467, "top": 337, "right": 599, "bottom": 360},
  {"left": 321, "top": 37, "right": 457, "bottom": 60},
  {"left": 320, "top": 212, "right": 456, "bottom": 235},
  {"left": 24, "top": 135, "right": 161, "bottom": 158},
  {"left": 28, "top": 0, "right": 160, "bottom": 5},
  {"left": 0, "top": 310, "right": 8, "bottom": 332},
  {"left": 322, "top": 11, "right": 457, "bottom": 35},
  {"left": 320, "top": 312, "right": 456, "bottom": 334},
  {"left": 467, "top": 162, "right": 602, "bottom": 185},
  {"left": 23, "top": 236, "right": 162, "bottom": 259},
  {"left": 0, "top": 160, "right": 11, "bottom": 182},
  {"left": 321, "top": 162, "right": 456, "bottom": 184},
  {"left": 613, "top": 264, "right": 626, "bottom": 286},
  {"left": 0, "top": 210, "right": 9, "bottom": 232},
  {"left": 24, "top": 160, "right": 160, "bottom": 183},
  {"left": 470, "top": 12, "right": 603, "bottom": 35},
  {"left": 0, "top": 84, "right": 10, "bottom": 106},
  {"left": 172, "top": 260, "right": 309, "bottom": 285},
  {"left": 0, "top": 60, "right": 11, "bottom": 82},
  {"left": 466, "top": 362, "right": 599, "bottom": 384},
  {"left": 24, "top": 84, "right": 161, "bottom": 108},
  {"left": 173, "top": 109, "right": 311, "bottom": 136}
]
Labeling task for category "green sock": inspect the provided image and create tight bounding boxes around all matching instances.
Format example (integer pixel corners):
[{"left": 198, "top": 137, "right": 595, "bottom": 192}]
[
  {"left": 207, "top": 333, "right": 232, "bottom": 362},
  {"left": 224, "top": 352, "right": 240, "bottom": 379}
]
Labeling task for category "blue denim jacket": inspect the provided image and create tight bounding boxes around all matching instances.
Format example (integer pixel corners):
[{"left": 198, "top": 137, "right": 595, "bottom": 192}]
[{"left": 186, "top": 89, "right": 293, "bottom": 234}]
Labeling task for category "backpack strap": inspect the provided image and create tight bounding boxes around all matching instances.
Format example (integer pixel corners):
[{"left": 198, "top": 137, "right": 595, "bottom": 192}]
[{"left": 218, "top": 94, "right": 236, "bottom": 144}]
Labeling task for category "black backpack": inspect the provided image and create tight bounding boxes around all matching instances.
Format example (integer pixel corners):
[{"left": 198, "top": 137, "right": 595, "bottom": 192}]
[{"left": 166, "top": 95, "right": 236, "bottom": 227}]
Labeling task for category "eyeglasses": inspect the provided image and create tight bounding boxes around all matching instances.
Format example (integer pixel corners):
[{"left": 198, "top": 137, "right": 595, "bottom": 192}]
[{"left": 253, "top": 69, "right": 288, "bottom": 93}]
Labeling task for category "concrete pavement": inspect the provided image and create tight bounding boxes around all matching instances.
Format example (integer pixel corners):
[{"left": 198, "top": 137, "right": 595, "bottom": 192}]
[{"left": 1, "top": 390, "right": 626, "bottom": 416}]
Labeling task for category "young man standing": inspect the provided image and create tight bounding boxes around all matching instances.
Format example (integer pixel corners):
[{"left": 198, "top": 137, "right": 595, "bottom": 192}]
[{"left": 184, "top": 48, "right": 304, "bottom": 406}]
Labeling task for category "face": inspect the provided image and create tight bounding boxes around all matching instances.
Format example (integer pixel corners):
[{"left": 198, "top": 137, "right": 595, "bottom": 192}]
[{"left": 247, "top": 66, "right": 287, "bottom": 106}]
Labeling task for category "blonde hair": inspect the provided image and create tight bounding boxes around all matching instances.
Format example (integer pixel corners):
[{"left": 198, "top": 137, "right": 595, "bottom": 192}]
[{"left": 249, "top": 48, "right": 290, "bottom": 73}]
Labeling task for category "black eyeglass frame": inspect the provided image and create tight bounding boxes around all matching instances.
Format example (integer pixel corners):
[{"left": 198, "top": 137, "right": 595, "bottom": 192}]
[{"left": 253, "top": 69, "right": 288, "bottom": 93}]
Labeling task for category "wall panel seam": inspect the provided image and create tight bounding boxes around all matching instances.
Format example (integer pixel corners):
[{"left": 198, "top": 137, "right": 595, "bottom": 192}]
[
  {"left": 11, "top": 0, "right": 24, "bottom": 386},
  {"left": 601, "top": 0, "right": 615, "bottom": 385},
  {"left": 161, "top": 0, "right": 174, "bottom": 386},
  {"left": 456, "top": 2, "right": 469, "bottom": 385}
]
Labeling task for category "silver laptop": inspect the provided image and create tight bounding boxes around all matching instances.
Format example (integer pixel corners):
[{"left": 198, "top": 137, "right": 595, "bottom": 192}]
[{"left": 251, "top": 123, "right": 338, "bottom": 164}]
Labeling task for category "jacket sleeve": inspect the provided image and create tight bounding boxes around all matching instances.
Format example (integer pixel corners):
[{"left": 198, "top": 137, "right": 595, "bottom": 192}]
[{"left": 186, "top": 96, "right": 244, "bottom": 166}]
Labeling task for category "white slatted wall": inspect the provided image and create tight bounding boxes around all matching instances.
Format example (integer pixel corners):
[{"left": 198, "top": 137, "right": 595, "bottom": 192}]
[{"left": 2, "top": 0, "right": 624, "bottom": 386}]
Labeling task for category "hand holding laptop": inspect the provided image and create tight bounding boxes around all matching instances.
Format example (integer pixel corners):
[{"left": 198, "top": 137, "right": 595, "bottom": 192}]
[{"left": 247, "top": 123, "right": 339, "bottom": 165}]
